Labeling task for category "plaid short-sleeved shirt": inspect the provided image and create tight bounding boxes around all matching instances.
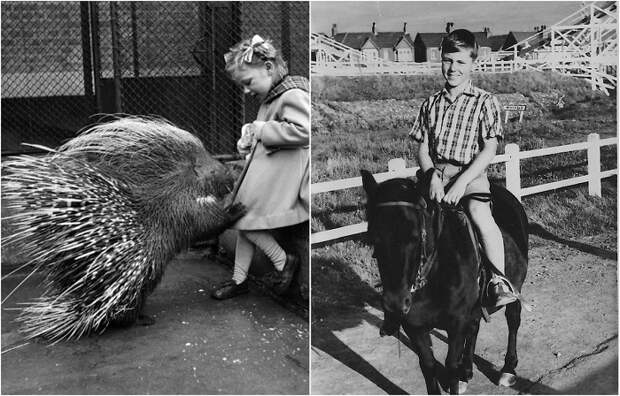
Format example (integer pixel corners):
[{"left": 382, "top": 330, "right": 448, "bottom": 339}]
[{"left": 409, "top": 82, "right": 503, "bottom": 166}]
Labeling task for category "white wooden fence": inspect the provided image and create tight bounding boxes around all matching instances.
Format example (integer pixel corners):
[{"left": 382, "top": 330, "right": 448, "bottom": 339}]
[{"left": 311, "top": 133, "right": 618, "bottom": 245}]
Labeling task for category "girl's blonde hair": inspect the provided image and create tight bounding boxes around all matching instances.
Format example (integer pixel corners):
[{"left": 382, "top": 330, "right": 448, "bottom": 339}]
[{"left": 224, "top": 35, "right": 288, "bottom": 80}]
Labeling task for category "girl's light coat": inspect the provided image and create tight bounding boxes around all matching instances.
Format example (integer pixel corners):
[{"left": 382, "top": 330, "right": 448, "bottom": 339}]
[{"left": 233, "top": 88, "right": 309, "bottom": 230}]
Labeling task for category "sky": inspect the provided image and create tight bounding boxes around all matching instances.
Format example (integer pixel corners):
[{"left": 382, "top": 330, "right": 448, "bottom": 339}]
[{"left": 311, "top": 1, "right": 583, "bottom": 36}]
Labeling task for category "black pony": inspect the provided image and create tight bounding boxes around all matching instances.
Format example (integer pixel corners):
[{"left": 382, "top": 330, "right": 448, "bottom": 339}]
[{"left": 361, "top": 170, "right": 528, "bottom": 395}]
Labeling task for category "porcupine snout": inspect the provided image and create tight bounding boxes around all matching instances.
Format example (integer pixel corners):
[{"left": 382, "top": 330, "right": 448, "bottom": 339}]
[{"left": 194, "top": 151, "right": 234, "bottom": 198}]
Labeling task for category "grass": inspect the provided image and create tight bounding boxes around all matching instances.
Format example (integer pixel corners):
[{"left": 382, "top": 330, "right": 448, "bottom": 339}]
[
  {"left": 312, "top": 71, "right": 605, "bottom": 102},
  {"left": 311, "top": 71, "right": 615, "bottom": 137},
  {"left": 311, "top": 72, "right": 617, "bottom": 302}
]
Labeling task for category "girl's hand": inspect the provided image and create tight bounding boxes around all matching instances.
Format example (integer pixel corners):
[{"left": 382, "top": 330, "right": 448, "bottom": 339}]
[
  {"left": 429, "top": 171, "right": 445, "bottom": 202},
  {"left": 443, "top": 178, "right": 467, "bottom": 205},
  {"left": 237, "top": 124, "right": 256, "bottom": 155}
]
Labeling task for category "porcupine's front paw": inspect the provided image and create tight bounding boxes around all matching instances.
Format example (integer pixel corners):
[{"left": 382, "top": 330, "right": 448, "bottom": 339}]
[
  {"left": 194, "top": 198, "right": 246, "bottom": 241},
  {"left": 225, "top": 202, "right": 246, "bottom": 222}
]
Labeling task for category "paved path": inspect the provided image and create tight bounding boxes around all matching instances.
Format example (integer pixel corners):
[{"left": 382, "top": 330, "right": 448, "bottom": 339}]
[
  {"left": 2, "top": 250, "right": 308, "bottom": 395},
  {"left": 311, "top": 234, "right": 617, "bottom": 394}
]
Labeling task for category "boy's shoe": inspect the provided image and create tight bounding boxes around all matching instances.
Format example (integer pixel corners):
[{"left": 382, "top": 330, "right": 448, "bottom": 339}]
[
  {"left": 211, "top": 280, "right": 249, "bottom": 300},
  {"left": 274, "top": 253, "right": 299, "bottom": 295},
  {"left": 490, "top": 277, "right": 518, "bottom": 307}
]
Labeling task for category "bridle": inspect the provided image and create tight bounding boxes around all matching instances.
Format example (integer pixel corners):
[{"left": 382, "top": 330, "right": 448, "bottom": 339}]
[{"left": 374, "top": 200, "right": 443, "bottom": 295}]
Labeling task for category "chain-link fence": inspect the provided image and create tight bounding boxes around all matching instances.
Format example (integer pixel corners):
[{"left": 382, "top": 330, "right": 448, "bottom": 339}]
[{"left": 1, "top": 1, "right": 309, "bottom": 156}]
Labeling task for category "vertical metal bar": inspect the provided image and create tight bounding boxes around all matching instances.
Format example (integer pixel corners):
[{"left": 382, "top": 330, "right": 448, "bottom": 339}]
[
  {"left": 231, "top": 2, "right": 243, "bottom": 125},
  {"left": 210, "top": 6, "right": 216, "bottom": 94},
  {"left": 110, "top": 2, "right": 122, "bottom": 113},
  {"left": 89, "top": 2, "right": 103, "bottom": 112},
  {"left": 80, "top": 2, "right": 94, "bottom": 97},
  {"left": 280, "top": 2, "right": 291, "bottom": 73},
  {"left": 198, "top": 2, "right": 208, "bottom": 77},
  {"left": 130, "top": 1, "right": 139, "bottom": 77},
  {"left": 210, "top": 4, "right": 217, "bottom": 152}
]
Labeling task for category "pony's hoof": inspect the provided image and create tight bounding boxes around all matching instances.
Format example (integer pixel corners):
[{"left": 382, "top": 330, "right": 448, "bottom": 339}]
[
  {"left": 498, "top": 372, "right": 517, "bottom": 387},
  {"left": 458, "top": 380, "right": 468, "bottom": 394}
]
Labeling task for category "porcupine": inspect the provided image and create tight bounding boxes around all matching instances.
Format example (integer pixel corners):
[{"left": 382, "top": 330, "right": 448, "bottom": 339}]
[{"left": 2, "top": 116, "right": 244, "bottom": 342}]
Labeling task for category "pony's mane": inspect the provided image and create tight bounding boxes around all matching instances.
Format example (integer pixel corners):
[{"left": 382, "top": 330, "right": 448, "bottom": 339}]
[{"left": 374, "top": 177, "right": 423, "bottom": 204}]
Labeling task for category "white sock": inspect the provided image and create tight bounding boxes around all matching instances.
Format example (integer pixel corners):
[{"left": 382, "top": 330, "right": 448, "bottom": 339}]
[
  {"left": 232, "top": 232, "right": 254, "bottom": 284},
  {"left": 244, "top": 230, "right": 287, "bottom": 271}
]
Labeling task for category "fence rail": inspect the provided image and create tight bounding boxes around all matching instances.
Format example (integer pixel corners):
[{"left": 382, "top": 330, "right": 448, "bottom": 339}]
[{"left": 311, "top": 133, "right": 618, "bottom": 245}]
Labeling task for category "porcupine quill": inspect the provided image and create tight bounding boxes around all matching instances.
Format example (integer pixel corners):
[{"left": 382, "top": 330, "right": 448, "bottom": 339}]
[{"left": 2, "top": 116, "right": 245, "bottom": 343}]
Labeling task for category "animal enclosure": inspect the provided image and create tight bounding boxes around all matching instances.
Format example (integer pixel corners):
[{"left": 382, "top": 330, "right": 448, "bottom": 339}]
[{"left": 1, "top": 1, "right": 309, "bottom": 155}]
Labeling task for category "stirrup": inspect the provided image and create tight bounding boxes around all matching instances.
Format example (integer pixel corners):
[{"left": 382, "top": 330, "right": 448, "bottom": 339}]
[
  {"left": 488, "top": 274, "right": 533, "bottom": 312},
  {"left": 490, "top": 274, "right": 516, "bottom": 293}
]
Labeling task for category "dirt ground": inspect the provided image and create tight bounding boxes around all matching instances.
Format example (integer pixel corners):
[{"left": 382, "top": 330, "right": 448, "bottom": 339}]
[
  {"left": 311, "top": 231, "right": 618, "bottom": 394},
  {"left": 1, "top": 250, "right": 309, "bottom": 395}
]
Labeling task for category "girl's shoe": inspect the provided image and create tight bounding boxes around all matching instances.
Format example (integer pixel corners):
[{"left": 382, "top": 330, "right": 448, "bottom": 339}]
[
  {"left": 211, "top": 280, "right": 249, "bottom": 300},
  {"left": 274, "top": 253, "right": 299, "bottom": 294}
]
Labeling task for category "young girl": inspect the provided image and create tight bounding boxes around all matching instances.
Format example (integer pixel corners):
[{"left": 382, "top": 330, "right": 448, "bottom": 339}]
[{"left": 212, "top": 35, "right": 309, "bottom": 300}]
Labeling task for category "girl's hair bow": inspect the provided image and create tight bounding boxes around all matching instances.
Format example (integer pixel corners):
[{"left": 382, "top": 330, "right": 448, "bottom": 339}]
[{"left": 242, "top": 34, "right": 265, "bottom": 63}]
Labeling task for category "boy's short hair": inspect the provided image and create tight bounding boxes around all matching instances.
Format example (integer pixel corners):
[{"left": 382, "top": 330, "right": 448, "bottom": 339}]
[
  {"left": 224, "top": 36, "right": 288, "bottom": 79},
  {"left": 440, "top": 29, "right": 478, "bottom": 59}
]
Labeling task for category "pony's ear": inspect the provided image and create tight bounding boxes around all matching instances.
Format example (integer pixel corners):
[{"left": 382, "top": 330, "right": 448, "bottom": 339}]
[{"left": 360, "top": 169, "right": 377, "bottom": 195}]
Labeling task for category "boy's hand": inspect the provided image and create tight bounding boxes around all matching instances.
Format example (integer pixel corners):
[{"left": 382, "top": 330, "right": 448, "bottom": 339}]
[
  {"left": 443, "top": 178, "right": 467, "bottom": 205},
  {"left": 429, "top": 171, "right": 445, "bottom": 202}
]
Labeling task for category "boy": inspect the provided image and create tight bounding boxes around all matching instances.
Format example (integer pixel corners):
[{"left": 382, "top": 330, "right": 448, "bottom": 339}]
[{"left": 409, "top": 29, "right": 517, "bottom": 306}]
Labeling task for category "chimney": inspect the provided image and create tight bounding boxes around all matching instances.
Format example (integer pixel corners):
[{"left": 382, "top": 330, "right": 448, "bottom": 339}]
[
  {"left": 445, "top": 22, "right": 454, "bottom": 34},
  {"left": 403, "top": 22, "right": 407, "bottom": 33},
  {"left": 372, "top": 21, "right": 377, "bottom": 35},
  {"left": 483, "top": 27, "right": 490, "bottom": 37},
  {"left": 331, "top": 23, "right": 337, "bottom": 37}
]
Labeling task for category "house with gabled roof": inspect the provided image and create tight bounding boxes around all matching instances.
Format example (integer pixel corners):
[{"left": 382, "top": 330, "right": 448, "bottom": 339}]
[
  {"left": 482, "top": 34, "right": 509, "bottom": 51},
  {"left": 414, "top": 24, "right": 497, "bottom": 62},
  {"left": 331, "top": 22, "right": 416, "bottom": 62},
  {"left": 413, "top": 32, "right": 446, "bottom": 62},
  {"left": 332, "top": 31, "right": 381, "bottom": 60}
]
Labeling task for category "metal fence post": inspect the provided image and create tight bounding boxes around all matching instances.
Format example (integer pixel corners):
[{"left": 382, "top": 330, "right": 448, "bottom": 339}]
[
  {"left": 587, "top": 133, "right": 602, "bottom": 196},
  {"left": 281, "top": 2, "right": 291, "bottom": 66},
  {"left": 505, "top": 143, "right": 521, "bottom": 201},
  {"left": 80, "top": 2, "right": 94, "bottom": 97},
  {"left": 89, "top": 2, "right": 102, "bottom": 113},
  {"left": 109, "top": 2, "right": 122, "bottom": 113},
  {"left": 130, "top": 2, "right": 139, "bottom": 77}
]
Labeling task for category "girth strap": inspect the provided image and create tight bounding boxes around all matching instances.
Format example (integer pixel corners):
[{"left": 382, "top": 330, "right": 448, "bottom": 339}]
[{"left": 376, "top": 201, "right": 422, "bottom": 209}]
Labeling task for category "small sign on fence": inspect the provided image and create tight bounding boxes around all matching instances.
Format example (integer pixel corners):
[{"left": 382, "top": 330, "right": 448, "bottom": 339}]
[{"left": 503, "top": 104, "right": 527, "bottom": 123}]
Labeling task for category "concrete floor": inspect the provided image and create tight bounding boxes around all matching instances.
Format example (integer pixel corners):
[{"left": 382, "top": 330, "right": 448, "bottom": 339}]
[{"left": 1, "top": 250, "right": 309, "bottom": 395}]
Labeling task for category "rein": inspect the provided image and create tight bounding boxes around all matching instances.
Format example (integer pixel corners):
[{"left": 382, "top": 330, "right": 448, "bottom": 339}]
[{"left": 375, "top": 200, "right": 442, "bottom": 295}]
